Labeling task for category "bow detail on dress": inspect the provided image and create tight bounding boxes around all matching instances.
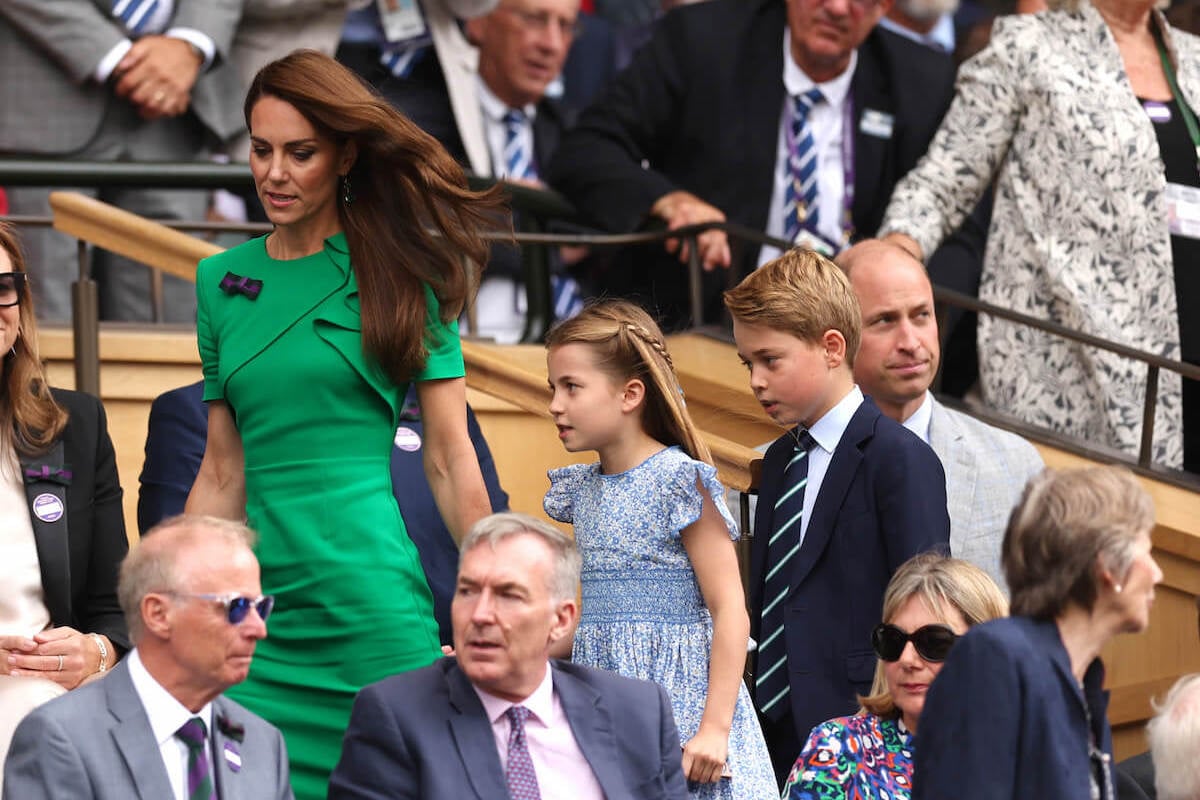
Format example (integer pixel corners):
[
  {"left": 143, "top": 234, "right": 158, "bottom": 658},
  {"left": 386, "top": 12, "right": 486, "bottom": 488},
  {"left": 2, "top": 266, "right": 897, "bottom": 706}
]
[
  {"left": 219, "top": 272, "right": 263, "bottom": 301},
  {"left": 23, "top": 465, "right": 73, "bottom": 485}
]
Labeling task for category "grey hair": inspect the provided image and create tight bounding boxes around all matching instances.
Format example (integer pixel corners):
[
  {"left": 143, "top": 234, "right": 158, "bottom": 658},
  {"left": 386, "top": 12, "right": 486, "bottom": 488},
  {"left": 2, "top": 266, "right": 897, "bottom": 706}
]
[
  {"left": 1148, "top": 674, "right": 1200, "bottom": 800},
  {"left": 118, "top": 515, "right": 257, "bottom": 643},
  {"left": 459, "top": 512, "right": 580, "bottom": 602}
]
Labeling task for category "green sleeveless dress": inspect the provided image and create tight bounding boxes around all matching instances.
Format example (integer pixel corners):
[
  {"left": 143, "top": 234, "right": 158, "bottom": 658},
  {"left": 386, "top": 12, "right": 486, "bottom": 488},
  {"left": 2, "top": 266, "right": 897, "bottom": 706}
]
[{"left": 196, "top": 234, "right": 453, "bottom": 799}]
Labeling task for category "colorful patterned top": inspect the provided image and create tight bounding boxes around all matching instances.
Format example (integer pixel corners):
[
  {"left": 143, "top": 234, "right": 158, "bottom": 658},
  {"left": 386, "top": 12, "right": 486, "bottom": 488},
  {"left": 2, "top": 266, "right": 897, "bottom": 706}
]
[{"left": 783, "top": 714, "right": 914, "bottom": 800}]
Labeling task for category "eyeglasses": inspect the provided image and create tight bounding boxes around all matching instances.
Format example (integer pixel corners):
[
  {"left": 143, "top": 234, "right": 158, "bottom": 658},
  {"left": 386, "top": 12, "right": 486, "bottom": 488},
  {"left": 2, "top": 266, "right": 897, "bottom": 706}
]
[
  {"left": 871, "top": 622, "right": 959, "bottom": 662},
  {"left": 170, "top": 592, "right": 275, "bottom": 624},
  {"left": 502, "top": 5, "right": 582, "bottom": 38},
  {"left": 0, "top": 272, "right": 27, "bottom": 307}
]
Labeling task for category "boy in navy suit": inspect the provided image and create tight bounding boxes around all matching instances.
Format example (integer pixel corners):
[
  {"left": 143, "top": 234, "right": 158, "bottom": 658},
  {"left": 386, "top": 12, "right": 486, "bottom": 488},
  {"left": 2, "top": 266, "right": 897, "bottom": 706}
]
[{"left": 725, "top": 248, "right": 951, "bottom": 784}]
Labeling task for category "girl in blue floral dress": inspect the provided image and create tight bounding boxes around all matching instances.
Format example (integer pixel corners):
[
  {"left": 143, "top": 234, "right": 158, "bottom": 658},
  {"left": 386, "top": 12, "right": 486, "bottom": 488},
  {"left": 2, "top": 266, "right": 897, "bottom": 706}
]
[{"left": 543, "top": 300, "right": 776, "bottom": 800}]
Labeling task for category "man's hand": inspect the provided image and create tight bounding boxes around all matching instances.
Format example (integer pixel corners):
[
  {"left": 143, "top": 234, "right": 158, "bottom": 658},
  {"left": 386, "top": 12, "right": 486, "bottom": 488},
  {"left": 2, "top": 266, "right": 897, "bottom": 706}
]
[
  {"left": 649, "top": 190, "right": 731, "bottom": 271},
  {"left": 113, "top": 36, "right": 203, "bottom": 120}
]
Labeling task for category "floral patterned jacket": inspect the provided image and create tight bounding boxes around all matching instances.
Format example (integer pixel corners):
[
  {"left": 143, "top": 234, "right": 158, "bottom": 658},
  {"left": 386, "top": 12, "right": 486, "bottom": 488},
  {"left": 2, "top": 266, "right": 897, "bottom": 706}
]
[{"left": 881, "top": 3, "right": 1200, "bottom": 468}]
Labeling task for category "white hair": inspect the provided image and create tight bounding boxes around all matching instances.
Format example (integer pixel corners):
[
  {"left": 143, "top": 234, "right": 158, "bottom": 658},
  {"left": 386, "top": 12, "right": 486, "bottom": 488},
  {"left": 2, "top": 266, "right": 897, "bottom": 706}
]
[{"left": 1148, "top": 673, "right": 1200, "bottom": 800}]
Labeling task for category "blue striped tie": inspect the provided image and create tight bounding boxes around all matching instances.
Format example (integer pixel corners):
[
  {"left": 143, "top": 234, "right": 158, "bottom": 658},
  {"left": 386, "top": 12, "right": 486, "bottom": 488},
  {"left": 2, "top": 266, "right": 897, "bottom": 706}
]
[
  {"left": 503, "top": 109, "right": 536, "bottom": 181},
  {"left": 111, "top": 0, "right": 161, "bottom": 35},
  {"left": 756, "top": 430, "right": 816, "bottom": 722},
  {"left": 380, "top": 35, "right": 432, "bottom": 79},
  {"left": 782, "top": 89, "right": 824, "bottom": 245}
]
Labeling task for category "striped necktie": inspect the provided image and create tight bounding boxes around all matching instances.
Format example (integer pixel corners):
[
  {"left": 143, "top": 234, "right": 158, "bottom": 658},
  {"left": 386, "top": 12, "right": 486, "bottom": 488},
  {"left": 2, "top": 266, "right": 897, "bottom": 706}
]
[
  {"left": 783, "top": 89, "right": 824, "bottom": 245},
  {"left": 756, "top": 430, "right": 816, "bottom": 722},
  {"left": 502, "top": 109, "right": 537, "bottom": 181},
  {"left": 505, "top": 706, "right": 542, "bottom": 800},
  {"left": 111, "top": 0, "right": 161, "bottom": 35},
  {"left": 174, "top": 717, "right": 216, "bottom": 800}
]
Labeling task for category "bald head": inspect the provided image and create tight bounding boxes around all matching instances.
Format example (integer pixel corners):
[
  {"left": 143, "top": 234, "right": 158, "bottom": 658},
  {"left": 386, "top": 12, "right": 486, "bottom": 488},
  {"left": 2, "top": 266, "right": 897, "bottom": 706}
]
[{"left": 836, "top": 240, "right": 940, "bottom": 422}]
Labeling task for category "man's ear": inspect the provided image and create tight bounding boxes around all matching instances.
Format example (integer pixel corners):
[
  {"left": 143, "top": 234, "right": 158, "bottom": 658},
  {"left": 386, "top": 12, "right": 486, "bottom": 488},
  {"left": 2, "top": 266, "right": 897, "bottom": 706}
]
[
  {"left": 821, "top": 328, "right": 847, "bottom": 368},
  {"left": 621, "top": 378, "right": 646, "bottom": 414},
  {"left": 141, "top": 593, "right": 173, "bottom": 640},
  {"left": 547, "top": 597, "right": 579, "bottom": 645}
]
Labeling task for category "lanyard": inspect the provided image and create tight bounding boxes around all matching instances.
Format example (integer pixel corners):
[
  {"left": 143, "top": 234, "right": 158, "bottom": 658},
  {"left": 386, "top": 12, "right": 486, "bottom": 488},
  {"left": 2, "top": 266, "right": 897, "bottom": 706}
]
[{"left": 1153, "top": 22, "right": 1200, "bottom": 173}]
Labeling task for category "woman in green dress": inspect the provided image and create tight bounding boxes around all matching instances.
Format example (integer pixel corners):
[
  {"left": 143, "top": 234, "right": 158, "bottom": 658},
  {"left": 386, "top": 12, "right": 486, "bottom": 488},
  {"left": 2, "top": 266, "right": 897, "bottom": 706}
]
[{"left": 186, "top": 50, "right": 504, "bottom": 800}]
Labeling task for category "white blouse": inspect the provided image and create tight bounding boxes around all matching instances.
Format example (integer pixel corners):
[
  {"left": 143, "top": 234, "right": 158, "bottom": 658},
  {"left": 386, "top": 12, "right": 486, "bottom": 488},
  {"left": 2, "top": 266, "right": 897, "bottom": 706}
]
[{"left": 0, "top": 446, "right": 51, "bottom": 636}]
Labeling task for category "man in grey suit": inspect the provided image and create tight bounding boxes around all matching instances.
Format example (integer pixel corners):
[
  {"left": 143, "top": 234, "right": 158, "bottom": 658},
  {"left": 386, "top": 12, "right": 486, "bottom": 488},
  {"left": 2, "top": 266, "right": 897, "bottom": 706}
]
[
  {"left": 3, "top": 515, "right": 292, "bottom": 800},
  {"left": 329, "top": 512, "right": 689, "bottom": 799},
  {"left": 838, "top": 240, "right": 1044, "bottom": 588},
  {"left": 0, "top": 0, "right": 244, "bottom": 322}
]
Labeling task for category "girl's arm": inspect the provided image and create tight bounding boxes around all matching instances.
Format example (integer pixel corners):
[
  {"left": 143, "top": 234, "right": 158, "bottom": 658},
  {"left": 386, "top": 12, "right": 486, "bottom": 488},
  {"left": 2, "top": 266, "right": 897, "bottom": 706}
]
[
  {"left": 185, "top": 401, "right": 247, "bottom": 519},
  {"left": 417, "top": 377, "right": 491, "bottom": 545},
  {"left": 680, "top": 483, "right": 750, "bottom": 784}
]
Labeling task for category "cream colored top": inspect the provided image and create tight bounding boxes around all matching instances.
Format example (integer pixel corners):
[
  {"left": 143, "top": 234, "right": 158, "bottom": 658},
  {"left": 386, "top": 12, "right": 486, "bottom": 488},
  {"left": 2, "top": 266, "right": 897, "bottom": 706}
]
[{"left": 0, "top": 446, "right": 51, "bottom": 636}]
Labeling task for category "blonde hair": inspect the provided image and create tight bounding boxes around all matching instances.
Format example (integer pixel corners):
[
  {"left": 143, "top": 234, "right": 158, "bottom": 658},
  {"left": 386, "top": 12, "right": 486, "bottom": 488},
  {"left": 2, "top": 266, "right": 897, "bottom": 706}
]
[
  {"left": 0, "top": 221, "right": 67, "bottom": 456},
  {"left": 723, "top": 248, "right": 862, "bottom": 366},
  {"left": 545, "top": 299, "right": 711, "bottom": 464},
  {"left": 858, "top": 553, "right": 1008, "bottom": 718},
  {"left": 1004, "top": 466, "right": 1154, "bottom": 619}
]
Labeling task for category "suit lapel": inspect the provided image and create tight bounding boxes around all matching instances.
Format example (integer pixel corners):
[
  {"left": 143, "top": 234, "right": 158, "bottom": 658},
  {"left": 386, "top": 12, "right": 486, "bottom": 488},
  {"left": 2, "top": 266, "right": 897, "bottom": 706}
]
[
  {"left": 533, "top": 99, "right": 564, "bottom": 178},
  {"left": 790, "top": 403, "right": 876, "bottom": 590},
  {"left": 928, "top": 401, "right": 976, "bottom": 540},
  {"left": 21, "top": 440, "right": 71, "bottom": 626},
  {"left": 211, "top": 698, "right": 246, "bottom": 800},
  {"left": 107, "top": 662, "right": 176, "bottom": 800},
  {"left": 553, "top": 665, "right": 625, "bottom": 798},
  {"left": 849, "top": 31, "right": 896, "bottom": 236},
  {"left": 750, "top": 434, "right": 791, "bottom": 622},
  {"left": 737, "top": 0, "right": 787, "bottom": 234},
  {"left": 446, "top": 665, "right": 510, "bottom": 800}
]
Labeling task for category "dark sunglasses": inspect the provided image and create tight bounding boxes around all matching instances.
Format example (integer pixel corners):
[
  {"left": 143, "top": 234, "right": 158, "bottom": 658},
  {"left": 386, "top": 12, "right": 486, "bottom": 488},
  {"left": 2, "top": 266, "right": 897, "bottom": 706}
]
[
  {"left": 871, "top": 622, "right": 959, "bottom": 662},
  {"left": 0, "top": 272, "right": 27, "bottom": 308},
  {"left": 171, "top": 592, "right": 275, "bottom": 624}
]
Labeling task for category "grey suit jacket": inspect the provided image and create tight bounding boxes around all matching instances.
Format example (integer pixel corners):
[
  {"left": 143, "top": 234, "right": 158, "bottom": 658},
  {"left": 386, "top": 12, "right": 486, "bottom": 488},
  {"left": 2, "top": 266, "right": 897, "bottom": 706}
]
[
  {"left": 2, "top": 658, "right": 292, "bottom": 800},
  {"left": 928, "top": 397, "right": 1044, "bottom": 590},
  {"left": 0, "top": 0, "right": 245, "bottom": 154}
]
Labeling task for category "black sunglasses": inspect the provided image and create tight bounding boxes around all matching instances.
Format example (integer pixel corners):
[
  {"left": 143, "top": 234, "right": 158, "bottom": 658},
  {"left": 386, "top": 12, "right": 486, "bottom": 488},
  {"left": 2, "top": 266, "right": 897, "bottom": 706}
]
[
  {"left": 171, "top": 592, "right": 275, "bottom": 624},
  {"left": 871, "top": 622, "right": 959, "bottom": 662},
  {"left": 0, "top": 272, "right": 27, "bottom": 308}
]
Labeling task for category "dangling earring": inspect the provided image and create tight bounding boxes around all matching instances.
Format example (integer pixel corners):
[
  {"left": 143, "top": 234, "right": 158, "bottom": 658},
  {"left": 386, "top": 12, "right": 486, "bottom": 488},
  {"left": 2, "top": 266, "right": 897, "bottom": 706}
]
[{"left": 341, "top": 174, "right": 354, "bottom": 206}]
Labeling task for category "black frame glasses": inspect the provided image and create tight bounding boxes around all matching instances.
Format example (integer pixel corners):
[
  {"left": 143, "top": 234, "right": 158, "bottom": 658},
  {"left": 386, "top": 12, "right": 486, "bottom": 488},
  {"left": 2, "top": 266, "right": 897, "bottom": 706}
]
[
  {"left": 170, "top": 592, "right": 275, "bottom": 624},
  {"left": 871, "top": 622, "right": 959, "bottom": 662},
  {"left": 0, "top": 272, "right": 27, "bottom": 307}
]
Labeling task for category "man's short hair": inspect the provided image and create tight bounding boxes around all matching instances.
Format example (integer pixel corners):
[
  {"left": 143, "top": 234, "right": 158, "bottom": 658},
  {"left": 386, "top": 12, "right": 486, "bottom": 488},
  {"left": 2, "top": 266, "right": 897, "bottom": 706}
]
[
  {"left": 1148, "top": 673, "right": 1200, "bottom": 800},
  {"left": 459, "top": 512, "right": 580, "bottom": 602},
  {"left": 724, "top": 247, "right": 862, "bottom": 366},
  {"left": 118, "top": 515, "right": 257, "bottom": 643}
]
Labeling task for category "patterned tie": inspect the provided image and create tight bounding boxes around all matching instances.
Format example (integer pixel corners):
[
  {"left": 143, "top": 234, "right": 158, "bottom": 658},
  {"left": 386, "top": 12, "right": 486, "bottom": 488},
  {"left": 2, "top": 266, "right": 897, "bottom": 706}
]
[
  {"left": 502, "top": 110, "right": 537, "bottom": 181},
  {"left": 505, "top": 706, "right": 541, "bottom": 800},
  {"left": 175, "top": 717, "right": 216, "bottom": 800},
  {"left": 111, "top": 0, "right": 161, "bottom": 35},
  {"left": 380, "top": 36, "right": 432, "bottom": 79},
  {"left": 756, "top": 430, "right": 816, "bottom": 722},
  {"left": 782, "top": 89, "right": 824, "bottom": 245}
]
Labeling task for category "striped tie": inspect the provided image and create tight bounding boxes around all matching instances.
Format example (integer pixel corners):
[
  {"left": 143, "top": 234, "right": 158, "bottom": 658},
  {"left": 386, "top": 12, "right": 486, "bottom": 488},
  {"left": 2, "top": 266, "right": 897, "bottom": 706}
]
[
  {"left": 111, "top": 0, "right": 161, "bottom": 35},
  {"left": 380, "top": 35, "right": 432, "bottom": 79},
  {"left": 782, "top": 89, "right": 824, "bottom": 245},
  {"left": 502, "top": 109, "right": 537, "bottom": 181},
  {"left": 505, "top": 706, "right": 542, "bottom": 800},
  {"left": 756, "top": 430, "right": 816, "bottom": 722},
  {"left": 174, "top": 717, "right": 216, "bottom": 800}
]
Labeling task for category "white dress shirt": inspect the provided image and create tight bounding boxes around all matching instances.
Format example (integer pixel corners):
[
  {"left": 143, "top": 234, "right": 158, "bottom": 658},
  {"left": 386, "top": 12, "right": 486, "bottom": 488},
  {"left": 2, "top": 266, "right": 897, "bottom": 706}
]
[
  {"left": 473, "top": 665, "right": 606, "bottom": 800},
  {"left": 798, "top": 385, "right": 865, "bottom": 542},
  {"left": 760, "top": 32, "right": 858, "bottom": 266},
  {"left": 477, "top": 77, "right": 539, "bottom": 180},
  {"left": 900, "top": 390, "right": 935, "bottom": 444},
  {"left": 126, "top": 649, "right": 215, "bottom": 800}
]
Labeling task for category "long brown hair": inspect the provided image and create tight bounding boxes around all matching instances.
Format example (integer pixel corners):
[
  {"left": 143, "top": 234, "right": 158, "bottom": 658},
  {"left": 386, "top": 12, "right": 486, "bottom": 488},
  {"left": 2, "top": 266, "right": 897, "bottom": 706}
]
[
  {"left": 0, "top": 222, "right": 66, "bottom": 455},
  {"left": 545, "top": 299, "right": 711, "bottom": 464},
  {"left": 244, "top": 50, "right": 507, "bottom": 383}
]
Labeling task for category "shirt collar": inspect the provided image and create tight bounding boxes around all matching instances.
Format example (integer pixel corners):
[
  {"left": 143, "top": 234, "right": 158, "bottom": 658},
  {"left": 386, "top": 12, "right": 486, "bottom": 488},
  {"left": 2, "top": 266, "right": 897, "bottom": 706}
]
[
  {"left": 901, "top": 391, "right": 934, "bottom": 444},
  {"left": 126, "top": 648, "right": 214, "bottom": 748},
  {"left": 806, "top": 385, "right": 864, "bottom": 454},
  {"left": 477, "top": 77, "right": 538, "bottom": 125},
  {"left": 783, "top": 29, "right": 857, "bottom": 108},
  {"left": 473, "top": 661, "right": 555, "bottom": 726}
]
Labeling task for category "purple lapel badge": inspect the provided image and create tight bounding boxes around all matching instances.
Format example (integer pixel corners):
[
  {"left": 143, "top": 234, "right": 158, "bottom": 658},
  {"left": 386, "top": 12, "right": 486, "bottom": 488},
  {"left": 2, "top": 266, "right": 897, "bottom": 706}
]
[{"left": 219, "top": 272, "right": 263, "bottom": 301}]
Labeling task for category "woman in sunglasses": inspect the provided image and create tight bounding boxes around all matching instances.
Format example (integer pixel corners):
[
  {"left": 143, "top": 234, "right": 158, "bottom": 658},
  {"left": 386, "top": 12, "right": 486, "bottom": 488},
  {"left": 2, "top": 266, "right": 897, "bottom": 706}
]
[
  {"left": 783, "top": 554, "right": 1007, "bottom": 799},
  {"left": 0, "top": 221, "right": 128, "bottom": 789},
  {"left": 912, "top": 466, "right": 1162, "bottom": 800}
]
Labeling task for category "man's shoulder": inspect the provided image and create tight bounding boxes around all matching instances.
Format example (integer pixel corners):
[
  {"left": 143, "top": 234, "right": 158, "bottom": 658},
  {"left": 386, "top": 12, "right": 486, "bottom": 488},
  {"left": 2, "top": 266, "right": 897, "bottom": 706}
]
[
  {"left": 552, "top": 659, "right": 663, "bottom": 698},
  {"left": 933, "top": 399, "right": 1044, "bottom": 470},
  {"left": 861, "top": 25, "right": 955, "bottom": 78},
  {"left": 213, "top": 694, "right": 287, "bottom": 741}
]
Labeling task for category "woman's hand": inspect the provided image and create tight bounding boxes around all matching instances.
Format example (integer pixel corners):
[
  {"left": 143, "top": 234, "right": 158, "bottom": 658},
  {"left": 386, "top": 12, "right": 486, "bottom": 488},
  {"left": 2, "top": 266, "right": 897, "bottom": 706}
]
[
  {"left": 5, "top": 627, "right": 104, "bottom": 690},
  {"left": 681, "top": 723, "right": 730, "bottom": 784}
]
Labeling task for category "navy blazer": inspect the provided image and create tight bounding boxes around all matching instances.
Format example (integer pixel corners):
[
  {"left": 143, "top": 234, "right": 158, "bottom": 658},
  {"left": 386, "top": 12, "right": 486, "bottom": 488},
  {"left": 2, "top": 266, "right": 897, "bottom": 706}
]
[
  {"left": 912, "top": 616, "right": 1114, "bottom": 800},
  {"left": 750, "top": 397, "right": 950, "bottom": 743},
  {"left": 137, "top": 381, "right": 509, "bottom": 642},
  {"left": 328, "top": 657, "right": 690, "bottom": 800},
  {"left": 21, "top": 388, "right": 130, "bottom": 655}
]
